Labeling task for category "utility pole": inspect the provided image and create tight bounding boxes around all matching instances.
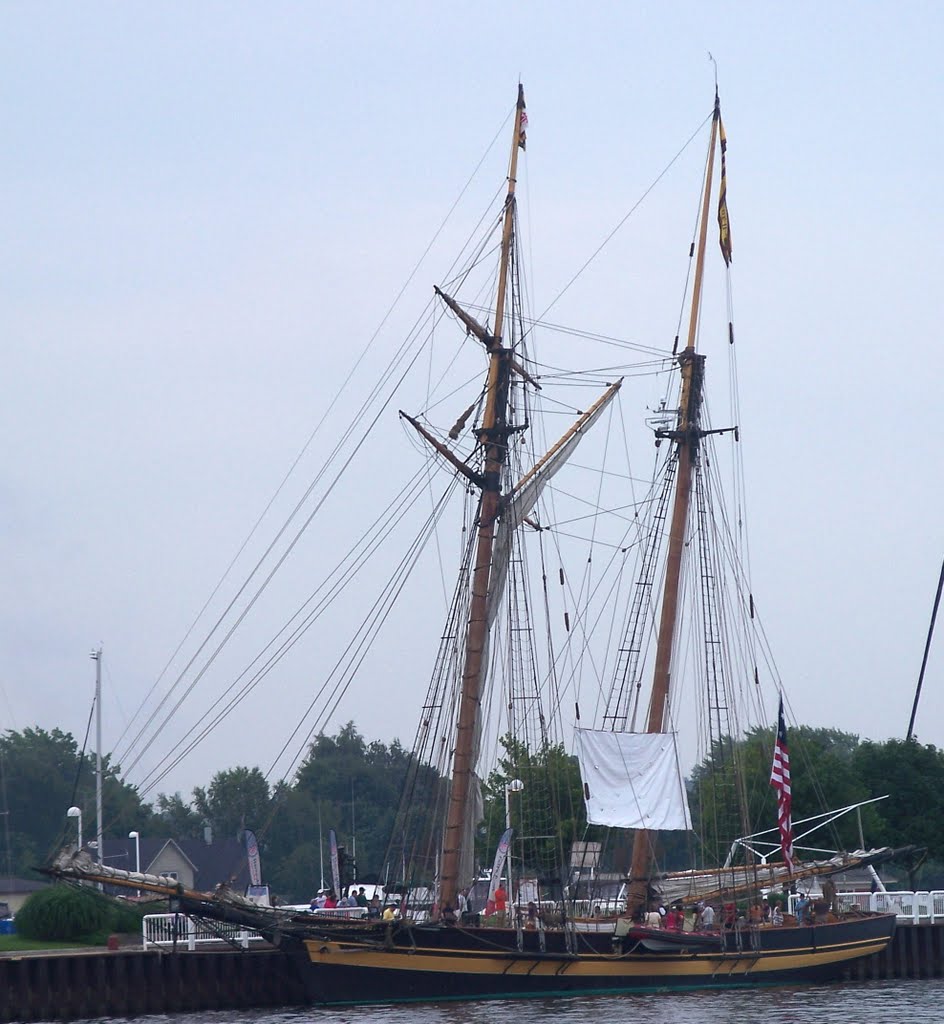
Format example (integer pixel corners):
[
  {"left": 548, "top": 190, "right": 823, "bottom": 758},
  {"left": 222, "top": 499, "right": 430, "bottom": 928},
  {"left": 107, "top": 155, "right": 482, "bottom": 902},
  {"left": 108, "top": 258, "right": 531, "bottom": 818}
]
[{"left": 91, "top": 648, "right": 103, "bottom": 881}]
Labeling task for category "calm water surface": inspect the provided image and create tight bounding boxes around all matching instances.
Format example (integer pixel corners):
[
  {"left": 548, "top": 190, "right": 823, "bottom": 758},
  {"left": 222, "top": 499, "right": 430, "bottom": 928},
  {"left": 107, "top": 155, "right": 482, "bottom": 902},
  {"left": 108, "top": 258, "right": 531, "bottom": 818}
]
[{"left": 69, "top": 980, "right": 944, "bottom": 1024}]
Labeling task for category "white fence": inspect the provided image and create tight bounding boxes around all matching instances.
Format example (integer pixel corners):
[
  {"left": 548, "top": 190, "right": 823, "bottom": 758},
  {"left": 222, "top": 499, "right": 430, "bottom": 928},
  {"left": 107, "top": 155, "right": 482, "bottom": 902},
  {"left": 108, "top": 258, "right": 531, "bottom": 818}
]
[
  {"left": 788, "top": 891, "right": 944, "bottom": 925},
  {"left": 142, "top": 914, "right": 267, "bottom": 950},
  {"left": 838, "top": 890, "right": 944, "bottom": 924}
]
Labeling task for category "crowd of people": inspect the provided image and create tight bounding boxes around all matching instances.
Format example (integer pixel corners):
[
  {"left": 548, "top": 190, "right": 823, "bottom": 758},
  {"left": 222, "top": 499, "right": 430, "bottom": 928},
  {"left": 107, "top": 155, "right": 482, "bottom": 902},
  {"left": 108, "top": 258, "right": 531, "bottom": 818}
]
[
  {"left": 308, "top": 887, "right": 400, "bottom": 920},
  {"left": 635, "top": 889, "right": 832, "bottom": 932},
  {"left": 305, "top": 883, "right": 832, "bottom": 931}
]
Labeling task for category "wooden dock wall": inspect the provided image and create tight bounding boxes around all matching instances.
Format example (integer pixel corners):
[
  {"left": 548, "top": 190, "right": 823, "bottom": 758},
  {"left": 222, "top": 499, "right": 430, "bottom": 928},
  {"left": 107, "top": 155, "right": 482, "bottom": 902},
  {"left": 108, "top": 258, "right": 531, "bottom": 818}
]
[
  {"left": 0, "top": 948, "right": 306, "bottom": 1023},
  {"left": 844, "top": 921, "right": 944, "bottom": 981},
  {"left": 2, "top": 925, "right": 944, "bottom": 1022}
]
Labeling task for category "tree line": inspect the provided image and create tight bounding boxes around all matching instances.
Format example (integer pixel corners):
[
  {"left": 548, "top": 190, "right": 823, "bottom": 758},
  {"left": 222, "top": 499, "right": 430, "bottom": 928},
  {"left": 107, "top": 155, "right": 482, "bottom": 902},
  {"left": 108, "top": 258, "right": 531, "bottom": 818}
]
[{"left": 4, "top": 721, "right": 944, "bottom": 901}]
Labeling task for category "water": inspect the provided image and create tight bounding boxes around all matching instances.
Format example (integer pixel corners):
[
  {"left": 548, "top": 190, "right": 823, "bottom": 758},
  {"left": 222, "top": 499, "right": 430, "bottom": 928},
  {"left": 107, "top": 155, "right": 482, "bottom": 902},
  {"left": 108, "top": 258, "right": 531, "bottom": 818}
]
[{"left": 65, "top": 980, "right": 944, "bottom": 1024}]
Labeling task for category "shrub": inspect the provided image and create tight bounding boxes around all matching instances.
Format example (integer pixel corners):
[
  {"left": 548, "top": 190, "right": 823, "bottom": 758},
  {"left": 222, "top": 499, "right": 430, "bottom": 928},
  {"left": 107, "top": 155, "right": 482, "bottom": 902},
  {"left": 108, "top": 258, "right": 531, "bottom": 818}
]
[{"left": 15, "top": 885, "right": 146, "bottom": 942}]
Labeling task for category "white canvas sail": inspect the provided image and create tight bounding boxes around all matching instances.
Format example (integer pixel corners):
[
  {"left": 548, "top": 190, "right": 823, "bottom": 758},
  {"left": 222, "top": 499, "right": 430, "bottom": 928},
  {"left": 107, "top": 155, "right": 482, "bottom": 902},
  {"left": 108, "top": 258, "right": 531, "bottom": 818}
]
[
  {"left": 486, "top": 380, "right": 621, "bottom": 631},
  {"left": 575, "top": 728, "right": 692, "bottom": 831},
  {"left": 457, "top": 384, "right": 622, "bottom": 887}
]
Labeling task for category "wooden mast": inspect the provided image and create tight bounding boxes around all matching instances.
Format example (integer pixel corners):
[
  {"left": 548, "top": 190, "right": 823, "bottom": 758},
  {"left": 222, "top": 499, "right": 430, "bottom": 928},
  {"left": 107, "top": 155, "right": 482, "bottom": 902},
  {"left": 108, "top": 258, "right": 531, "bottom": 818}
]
[
  {"left": 438, "top": 84, "right": 526, "bottom": 912},
  {"left": 627, "top": 94, "right": 721, "bottom": 912}
]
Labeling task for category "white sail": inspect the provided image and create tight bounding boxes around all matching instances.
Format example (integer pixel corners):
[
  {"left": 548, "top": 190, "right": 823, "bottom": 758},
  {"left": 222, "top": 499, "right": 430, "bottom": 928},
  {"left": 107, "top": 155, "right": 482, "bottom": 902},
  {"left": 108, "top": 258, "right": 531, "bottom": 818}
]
[
  {"left": 455, "top": 383, "right": 622, "bottom": 888},
  {"left": 575, "top": 728, "right": 693, "bottom": 831},
  {"left": 486, "top": 380, "right": 622, "bottom": 631}
]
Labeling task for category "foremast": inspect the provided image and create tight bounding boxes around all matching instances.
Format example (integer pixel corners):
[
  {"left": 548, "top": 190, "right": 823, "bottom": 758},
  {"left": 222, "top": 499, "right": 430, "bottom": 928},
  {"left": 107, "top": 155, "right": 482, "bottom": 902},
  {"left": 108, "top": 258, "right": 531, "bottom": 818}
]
[
  {"left": 438, "top": 84, "right": 527, "bottom": 912},
  {"left": 626, "top": 93, "right": 722, "bottom": 912}
]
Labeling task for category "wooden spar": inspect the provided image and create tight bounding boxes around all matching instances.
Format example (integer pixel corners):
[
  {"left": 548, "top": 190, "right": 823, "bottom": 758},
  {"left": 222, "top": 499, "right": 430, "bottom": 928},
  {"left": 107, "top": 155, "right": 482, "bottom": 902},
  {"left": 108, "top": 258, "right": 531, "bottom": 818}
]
[
  {"left": 399, "top": 411, "right": 484, "bottom": 486},
  {"left": 438, "top": 84, "right": 526, "bottom": 912},
  {"left": 627, "top": 95, "right": 721, "bottom": 912},
  {"left": 509, "top": 380, "right": 622, "bottom": 496}
]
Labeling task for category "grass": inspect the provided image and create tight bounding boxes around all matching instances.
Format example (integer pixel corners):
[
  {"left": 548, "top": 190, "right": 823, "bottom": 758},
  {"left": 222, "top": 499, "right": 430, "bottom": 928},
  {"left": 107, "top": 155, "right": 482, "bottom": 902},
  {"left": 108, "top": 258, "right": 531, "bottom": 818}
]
[{"left": 0, "top": 935, "right": 86, "bottom": 952}]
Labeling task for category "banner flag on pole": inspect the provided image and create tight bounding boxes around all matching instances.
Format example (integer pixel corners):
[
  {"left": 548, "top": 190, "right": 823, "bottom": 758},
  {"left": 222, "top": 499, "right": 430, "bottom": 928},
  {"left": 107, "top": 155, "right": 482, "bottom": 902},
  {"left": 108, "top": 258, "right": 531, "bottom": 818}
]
[{"left": 769, "top": 696, "right": 795, "bottom": 872}]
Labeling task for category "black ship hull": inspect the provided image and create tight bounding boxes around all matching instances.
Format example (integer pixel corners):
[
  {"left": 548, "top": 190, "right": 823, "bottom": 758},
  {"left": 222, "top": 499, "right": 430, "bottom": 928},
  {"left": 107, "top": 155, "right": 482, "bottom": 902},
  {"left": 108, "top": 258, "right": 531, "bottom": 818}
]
[{"left": 299, "top": 913, "right": 896, "bottom": 1005}]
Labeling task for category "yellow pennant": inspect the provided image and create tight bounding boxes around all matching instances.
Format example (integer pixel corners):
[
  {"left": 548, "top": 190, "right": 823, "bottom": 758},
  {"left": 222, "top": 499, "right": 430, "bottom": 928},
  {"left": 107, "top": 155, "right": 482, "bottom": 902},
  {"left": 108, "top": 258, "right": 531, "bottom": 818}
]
[{"left": 717, "top": 114, "right": 732, "bottom": 266}]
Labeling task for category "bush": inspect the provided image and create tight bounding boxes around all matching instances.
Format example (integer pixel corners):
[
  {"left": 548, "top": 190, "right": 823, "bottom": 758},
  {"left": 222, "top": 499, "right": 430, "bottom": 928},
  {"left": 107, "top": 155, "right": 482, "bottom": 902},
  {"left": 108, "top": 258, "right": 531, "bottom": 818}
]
[{"left": 15, "top": 885, "right": 144, "bottom": 942}]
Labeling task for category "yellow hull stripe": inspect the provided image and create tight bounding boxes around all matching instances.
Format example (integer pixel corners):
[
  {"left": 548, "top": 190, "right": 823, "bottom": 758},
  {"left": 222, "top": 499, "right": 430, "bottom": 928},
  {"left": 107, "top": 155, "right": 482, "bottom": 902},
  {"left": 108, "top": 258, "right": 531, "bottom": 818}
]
[{"left": 304, "top": 937, "right": 888, "bottom": 978}]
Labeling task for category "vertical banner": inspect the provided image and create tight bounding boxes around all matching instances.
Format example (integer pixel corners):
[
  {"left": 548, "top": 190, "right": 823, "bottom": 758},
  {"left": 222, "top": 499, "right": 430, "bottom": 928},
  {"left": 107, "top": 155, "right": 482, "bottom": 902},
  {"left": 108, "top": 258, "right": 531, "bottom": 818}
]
[
  {"left": 243, "top": 829, "right": 262, "bottom": 887},
  {"left": 329, "top": 828, "right": 341, "bottom": 896},
  {"left": 769, "top": 696, "right": 795, "bottom": 872},
  {"left": 484, "top": 827, "right": 513, "bottom": 915}
]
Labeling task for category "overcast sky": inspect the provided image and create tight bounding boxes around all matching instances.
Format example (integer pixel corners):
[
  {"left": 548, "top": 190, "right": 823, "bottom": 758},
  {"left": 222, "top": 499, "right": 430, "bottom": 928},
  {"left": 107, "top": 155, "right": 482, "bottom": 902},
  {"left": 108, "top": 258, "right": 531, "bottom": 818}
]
[{"left": 2, "top": 3, "right": 942, "bottom": 812}]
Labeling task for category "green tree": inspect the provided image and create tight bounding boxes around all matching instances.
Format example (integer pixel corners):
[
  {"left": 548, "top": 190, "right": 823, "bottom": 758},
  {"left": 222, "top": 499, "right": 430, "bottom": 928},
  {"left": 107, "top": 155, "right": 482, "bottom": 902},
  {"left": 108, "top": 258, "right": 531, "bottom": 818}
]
[
  {"left": 690, "top": 725, "right": 876, "bottom": 867},
  {"left": 264, "top": 723, "right": 436, "bottom": 901},
  {"left": 852, "top": 738, "right": 944, "bottom": 858},
  {"left": 0, "top": 727, "right": 155, "bottom": 878},
  {"left": 153, "top": 792, "right": 205, "bottom": 840},
  {"left": 481, "top": 734, "right": 591, "bottom": 883},
  {"left": 193, "top": 766, "right": 272, "bottom": 842}
]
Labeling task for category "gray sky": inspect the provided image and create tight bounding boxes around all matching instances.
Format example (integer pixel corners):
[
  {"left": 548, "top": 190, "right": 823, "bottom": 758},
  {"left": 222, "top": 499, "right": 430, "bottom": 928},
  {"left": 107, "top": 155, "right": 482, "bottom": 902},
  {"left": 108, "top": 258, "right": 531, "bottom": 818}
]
[{"left": 2, "top": 2, "right": 942, "bottom": 807}]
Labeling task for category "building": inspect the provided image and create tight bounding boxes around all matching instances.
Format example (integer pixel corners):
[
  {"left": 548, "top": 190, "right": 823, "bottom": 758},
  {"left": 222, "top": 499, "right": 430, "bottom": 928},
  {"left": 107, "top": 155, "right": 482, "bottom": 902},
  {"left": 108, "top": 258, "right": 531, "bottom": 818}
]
[
  {"left": 99, "top": 836, "right": 251, "bottom": 893},
  {"left": 0, "top": 878, "right": 48, "bottom": 916}
]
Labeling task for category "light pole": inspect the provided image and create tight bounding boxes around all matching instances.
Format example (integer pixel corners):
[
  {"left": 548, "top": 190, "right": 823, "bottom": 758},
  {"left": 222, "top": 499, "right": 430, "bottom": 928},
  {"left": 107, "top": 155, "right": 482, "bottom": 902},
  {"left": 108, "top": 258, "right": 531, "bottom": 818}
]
[
  {"left": 67, "top": 806, "right": 82, "bottom": 849},
  {"left": 129, "top": 831, "right": 141, "bottom": 898},
  {"left": 504, "top": 779, "right": 524, "bottom": 906}
]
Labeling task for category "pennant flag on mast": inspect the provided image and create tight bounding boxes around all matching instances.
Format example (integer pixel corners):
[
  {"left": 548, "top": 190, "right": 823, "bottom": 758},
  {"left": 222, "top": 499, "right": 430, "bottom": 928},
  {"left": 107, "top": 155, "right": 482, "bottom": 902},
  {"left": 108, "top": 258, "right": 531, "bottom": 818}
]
[
  {"left": 517, "top": 87, "right": 528, "bottom": 150},
  {"left": 717, "top": 105, "right": 732, "bottom": 265},
  {"left": 769, "top": 696, "right": 795, "bottom": 872}
]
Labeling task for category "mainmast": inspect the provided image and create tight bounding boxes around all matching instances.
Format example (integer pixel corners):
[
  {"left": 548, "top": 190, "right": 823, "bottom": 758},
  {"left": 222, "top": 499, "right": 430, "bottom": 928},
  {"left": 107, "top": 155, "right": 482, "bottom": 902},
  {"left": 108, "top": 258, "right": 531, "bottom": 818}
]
[
  {"left": 438, "top": 85, "right": 527, "bottom": 912},
  {"left": 627, "top": 94, "right": 721, "bottom": 912}
]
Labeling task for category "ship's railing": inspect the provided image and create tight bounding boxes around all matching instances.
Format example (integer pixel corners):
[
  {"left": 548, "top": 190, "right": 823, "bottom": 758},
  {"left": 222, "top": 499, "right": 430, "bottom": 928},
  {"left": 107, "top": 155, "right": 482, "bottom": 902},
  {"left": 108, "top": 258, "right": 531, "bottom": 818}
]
[
  {"left": 788, "top": 890, "right": 944, "bottom": 924},
  {"left": 142, "top": 913, "right": 267, "bottom": 950},
  {"left": 281, "top": 904, "right": 369, "bottom": 919}
]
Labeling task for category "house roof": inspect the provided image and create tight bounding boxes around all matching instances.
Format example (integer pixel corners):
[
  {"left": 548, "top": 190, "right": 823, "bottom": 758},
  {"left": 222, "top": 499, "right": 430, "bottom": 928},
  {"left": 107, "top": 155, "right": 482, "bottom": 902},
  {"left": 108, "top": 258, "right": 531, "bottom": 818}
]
[
  {"left": 0, "top": 878, "right": 48, "bottom": 894},
  {"left": 176, "top": 838, "right": 250, "bottom": 891},
  {"left": 99, "top": 836, "right": 250, "bottom": 891},
  {"left": 100, "top": 837, "right": 196, "bottom": 874}
]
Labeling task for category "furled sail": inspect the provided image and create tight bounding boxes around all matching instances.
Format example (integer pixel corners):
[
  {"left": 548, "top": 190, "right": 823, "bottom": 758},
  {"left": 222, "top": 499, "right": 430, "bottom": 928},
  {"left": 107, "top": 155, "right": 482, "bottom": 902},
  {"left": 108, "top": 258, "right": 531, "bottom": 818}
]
[
  {"left": 575, "top": 728, "right": 693, "bottom": 831},
  {"left": 456, "top": 382, "right": 622, "bottom": 889},
  {"left": 487, "top": 380, "right": 622, "bottom": 631}
]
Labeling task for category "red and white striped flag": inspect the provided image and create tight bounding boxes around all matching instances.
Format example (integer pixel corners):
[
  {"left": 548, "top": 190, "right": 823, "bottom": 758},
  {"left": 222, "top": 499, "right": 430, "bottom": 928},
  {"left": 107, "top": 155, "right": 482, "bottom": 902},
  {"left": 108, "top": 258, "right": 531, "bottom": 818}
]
[{"left": 769, "top": 696, "right": 795, "bottom": 873}]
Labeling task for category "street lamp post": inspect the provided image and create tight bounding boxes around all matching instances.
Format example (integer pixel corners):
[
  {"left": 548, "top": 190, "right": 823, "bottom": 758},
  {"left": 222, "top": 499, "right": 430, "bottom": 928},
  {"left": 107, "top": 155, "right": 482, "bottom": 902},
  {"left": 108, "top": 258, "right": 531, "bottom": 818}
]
[
  {"left": 129, "top": 831, "right": 141, "bottom": 898},
  {"left": 504, "top": 779, "right": 524, "bottom": 906},
  {"left": 67, "top": 806, "right": 82, "bottom": 849}
]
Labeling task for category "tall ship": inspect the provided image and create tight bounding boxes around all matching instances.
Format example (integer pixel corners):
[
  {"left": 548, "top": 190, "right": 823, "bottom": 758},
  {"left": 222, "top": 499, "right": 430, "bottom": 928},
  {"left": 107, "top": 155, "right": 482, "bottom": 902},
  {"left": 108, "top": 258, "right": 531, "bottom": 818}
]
[{"left": 49, "top": 83, "right": 897, "bottom": 1003}]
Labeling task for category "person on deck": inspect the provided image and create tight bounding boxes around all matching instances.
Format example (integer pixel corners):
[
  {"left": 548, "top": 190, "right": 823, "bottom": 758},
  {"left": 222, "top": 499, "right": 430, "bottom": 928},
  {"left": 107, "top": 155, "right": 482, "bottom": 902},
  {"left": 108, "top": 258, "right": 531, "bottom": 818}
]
[
  {"left": 355, "top": 887, "right": 369, "bottom": 908},
  {"left": 494, "top": 884, "right": 508, "bottom": 918},
  {"left": 795, "top": 893, "right": 810, "bottom": 925},
  {"left": 697, "top": 902, "right": 715, "bottom": 930},
  {"left": 323, "top": 891, "right": 338, "bottom": 909},
  {"left": 645, "top": 902, "right": 662, "bottom": 929}
]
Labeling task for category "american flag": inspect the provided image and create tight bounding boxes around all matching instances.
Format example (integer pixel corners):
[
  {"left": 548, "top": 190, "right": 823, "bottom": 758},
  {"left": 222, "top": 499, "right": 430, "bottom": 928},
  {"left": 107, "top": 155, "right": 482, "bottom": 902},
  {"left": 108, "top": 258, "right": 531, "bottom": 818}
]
[
  {"left": 518, "top": 108, "right": 528, "bottom": 150},
  {"left": 769, "top": 696, "right": 795, "bottom": 873}
]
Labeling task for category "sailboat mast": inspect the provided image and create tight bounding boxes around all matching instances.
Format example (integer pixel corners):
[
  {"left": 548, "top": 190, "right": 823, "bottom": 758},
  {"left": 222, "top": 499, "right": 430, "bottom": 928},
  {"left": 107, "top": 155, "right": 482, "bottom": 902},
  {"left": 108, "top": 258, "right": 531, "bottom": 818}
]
[
  {"left": 627, "top": 95, "right": 721, "bottom": 910},
  {"left": 439, "top": 84, "right": 526, "bottom": 912}
]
